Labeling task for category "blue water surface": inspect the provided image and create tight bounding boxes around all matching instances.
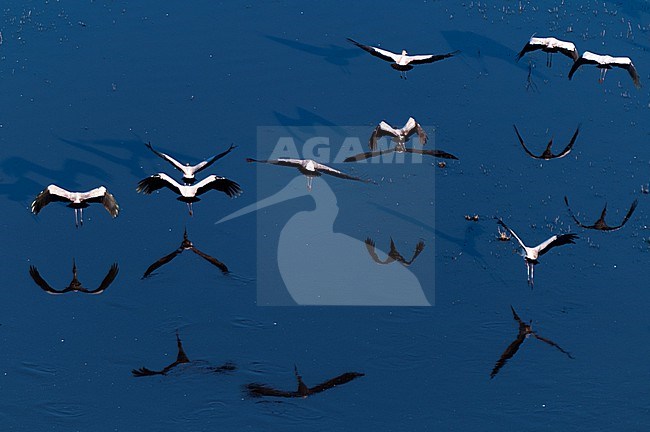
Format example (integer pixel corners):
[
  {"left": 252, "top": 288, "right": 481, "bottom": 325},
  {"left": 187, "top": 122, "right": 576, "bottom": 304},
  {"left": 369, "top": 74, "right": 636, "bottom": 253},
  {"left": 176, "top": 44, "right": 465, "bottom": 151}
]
[{"left": 1, "top": 1, "right": 650, "bottom": 430}]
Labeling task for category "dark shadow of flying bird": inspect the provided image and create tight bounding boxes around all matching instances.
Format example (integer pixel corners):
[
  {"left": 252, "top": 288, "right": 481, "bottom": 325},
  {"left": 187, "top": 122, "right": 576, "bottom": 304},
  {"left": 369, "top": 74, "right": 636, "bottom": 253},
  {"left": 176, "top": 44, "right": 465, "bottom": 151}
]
[
  {"left": 29, "top": 260, "right": 118, "bottom": 295},
  {"left": 132, "top": 332, "right": 236, "bottom": 377},
  {"left": 344, "top": 147, "right": 458, "bottom": 162},
  {"left": 142, "top": 228, "right": 229, "bottom": 278},
  {"left": 491, "top": 306, "right": 574, "bottom": 379},
  {"left": 513, "top": 125, "right": 580, "bottom": 160},
  {"left": 246, "top": 365, "right": 364, "bottom": 398},
  {"left": 365, "top": 237, "right": 425, "bottom": 266},
  {"left": 145, "top": 142, "right": 236, "bottom": 185},
  {"left": 564, "top": 196, "right": 638, "bottom": 231},
  {"left": 264, "top": 35, "right": 363, "bottom": 68}
]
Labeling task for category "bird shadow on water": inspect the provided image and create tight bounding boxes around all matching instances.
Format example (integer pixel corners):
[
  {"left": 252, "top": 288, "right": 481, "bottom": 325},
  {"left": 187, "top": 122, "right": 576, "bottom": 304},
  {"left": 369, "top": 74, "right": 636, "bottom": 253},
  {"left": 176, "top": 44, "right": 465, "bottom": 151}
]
[
  {"left": 263, "top": 34, "right": 363, "bottom": 72},
  {"left": 371, "top": 203, "right": 509, "bottom": 285},
  {"left": 0, "top": 156, "right": 112, "bottom": 203},
  {"left": 272, "top": 107, "right": 349, "bottom": 144},
  {"left": 55, "top": 135, "right": 198, "bottom": 180},
  {"left": 440, "top": 30, "right": 548, "bottom": 79}
]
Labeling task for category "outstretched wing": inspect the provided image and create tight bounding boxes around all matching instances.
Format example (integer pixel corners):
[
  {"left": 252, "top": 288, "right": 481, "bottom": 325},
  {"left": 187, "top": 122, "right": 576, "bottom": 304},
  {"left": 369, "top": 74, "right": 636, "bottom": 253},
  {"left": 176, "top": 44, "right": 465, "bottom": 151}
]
[
  {"left": 408, "top": 51, "right": 459, "bottom": 65},
  {"left": 553, "top": 125, "right": 580, "bottom": 159},
  {"left": 402, "top": 118, "right": 428, "bottom": 145},
  {"left": 31, "top": 185, "right": 71, "bottom": 215},
  {"left": 618, "top": 62, "right": 641, "bottom": 88},
  {"left": 193, "top": 143, "right": 237, "bottom": 174},
  {"left": 190, "top": 246, "right": 229, "bottom": 273},
  {"left": 535, "top": 233, "right": 578, "bottom": 257},
  {"left": 246, "top": 158, "right": 302, "bottom": 168},
  {"left": 136, "top": 173, "right": 183, "bottom": 195},
  {"left": 532, "top": 333, "right": 574, "bottom": 359},
  {"left": 142, "top": 248, "right": 183, "bottom": 279},
  {"left": 308, "top": 372, "right": 365, "bottom": 394},
  {"left": 145, "top": 142, "right": 189, "bottom": 173},
  {"left": 84, "top": 187, "right": 120, "bottom": 218},
  {"left": 370, "top": 122, "right": 400, "bottom": 150},
  {"left": 194, "top": 175, "right": 242, "bottom": 198},
  {"left": 495, "top": 219, "right": 527, "bottom": 251},
  {"left": 364, "top": 237, "right": 395, "bottom": 264},
  {"left": 29, "top": 266, "right": 63, "bottom": 294},
  {"left": 312, "top": 162, "right": 372, "bottom": 183},
  {"left": 513, "top": 125, "right": 542, "bottom": 159},
  {"left": 603, "top": 199, "right": 638, "bottom": 231},
  {"left": 344, "top": 147, "right": 397, "bottom": 162},
  {"left": 86, "top": 263, "right": 119, "bottom": 294},
  {"left": 346, "top": 38, "right": 399, "bottom": 63},
  {"left": 490, "top": 333, "right": 526, "bottom": 378},
  {"left": 515, "top": 41, "right": 539, "bottom": 62},
  {"left": 510, "top": 305, "right": 526, "bottom": 327},
  {"left": 559, "top": 44, "right": 579, "bottom": 62},
  {"left": 563, "top": 196, "right": 592, "bottom": 229},
  {"left": 568, "top": 56, "right": 593, "bottom": 80},
  {"left": 403, "top": 148, "right": 458, "bottom": 160},
  {"left": 245, "top": 383, "right": 296, "bottom": 398},
  {"left": 132, "top": 367, "right": 164, "bottom": 377},
  {"left": 402, "top": 240, "right": 425, "bottom": 266}
]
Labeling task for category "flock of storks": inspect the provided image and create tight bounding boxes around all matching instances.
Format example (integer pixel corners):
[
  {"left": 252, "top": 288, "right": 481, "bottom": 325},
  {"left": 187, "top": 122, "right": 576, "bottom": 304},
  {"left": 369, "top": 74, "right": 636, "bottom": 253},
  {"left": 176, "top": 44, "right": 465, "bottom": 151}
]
[{"left": 25, "top": 33, "right": 642, "bottom": 394}]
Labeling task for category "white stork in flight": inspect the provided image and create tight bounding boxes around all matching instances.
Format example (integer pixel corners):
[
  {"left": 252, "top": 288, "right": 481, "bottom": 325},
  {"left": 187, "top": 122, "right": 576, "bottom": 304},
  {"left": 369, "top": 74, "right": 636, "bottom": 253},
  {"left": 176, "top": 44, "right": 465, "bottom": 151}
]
[
  {"left": 136, "top": 173, "right": 242, "bottom": 216},
  {"left": 145, "top": 142, "right": 236, "bottom": 185},
  {"left": 344, "top": 118, "right": 458, "bottom": 162},
  {"left": 568, "top": 51, "right": 641, "bottom": 88},
  {"left": 516, "top": 36, "right": 579, "bottom": 67},
  {"left": 496, "top": 219, "right": 578, "bottom": 287},
  {"left": 347, "top": 38, "right": 459, "bottom": 79},
  {"left": 31, "top": 185, "right": 119, "bottom": 227},
  {"left": 246, "top": 158, "right": 372, "bottom": 191}
]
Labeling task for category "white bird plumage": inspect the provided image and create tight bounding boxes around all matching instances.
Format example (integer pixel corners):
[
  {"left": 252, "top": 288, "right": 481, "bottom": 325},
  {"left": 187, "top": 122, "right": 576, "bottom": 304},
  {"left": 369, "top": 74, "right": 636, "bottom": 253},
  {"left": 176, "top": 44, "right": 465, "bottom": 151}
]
[
  {"left": 370, "top": 117, "right": 427, "bottom": 151},
  {"left": 568, "top": 51, "right": 641, "bottom": 88},
  {"left": 31, "top": 185, "right": 120, "bottom": 227},
  {"left": 136, "top": 172, "right": 242, "bottom": 216},
  {"left": 246, "top": 158, "right": 372, "bottom": 191},
  {"left": 145, "top": 142, "right": 236, "bottom": 185},
  {"left": 347, "top": 38, "right": 459, "bottom": 79},
  {"left": 516, "top": 36, "right": 578, "bottom": 66},
  {"left": 496, "top": 219, "right": 578, "bottom": 287}
]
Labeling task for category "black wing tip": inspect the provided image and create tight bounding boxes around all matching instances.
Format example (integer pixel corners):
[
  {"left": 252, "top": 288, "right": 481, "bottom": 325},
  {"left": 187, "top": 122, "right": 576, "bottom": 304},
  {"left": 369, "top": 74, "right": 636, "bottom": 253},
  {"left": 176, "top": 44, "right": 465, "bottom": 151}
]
[
  {"left": 136, "top": 177, "right": 153, "bottom": 194},
  {"left": 344, "top": 154, "right": 365, "bottom": 162},
  {"left": 561, "top": 233, "right": 579, "bottom": 243},
  {"left": 244, "top": 383, "right": 270, "bottom": 397},
  {"left": 225, "top": 180, "right": 243, "bottom": 198},
  {"left": 132, "top": 367, "right": 150, "bottom": 377}
]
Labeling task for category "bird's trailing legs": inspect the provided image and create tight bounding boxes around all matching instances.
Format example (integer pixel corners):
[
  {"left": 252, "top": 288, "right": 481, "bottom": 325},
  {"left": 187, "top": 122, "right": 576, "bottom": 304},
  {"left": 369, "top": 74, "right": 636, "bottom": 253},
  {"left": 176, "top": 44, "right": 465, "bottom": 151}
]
[
  {"left": 599, "top": 68, "right": 608, "bottom": 83},
  {"left": 526, "top": 262, "right": 535, "bottom": 288},
  {"left": 74, "top": 208, "right": 84, "bottom": 228},
  {"left": 187, "top": 202, "right": 194, "bottom": 216}
]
